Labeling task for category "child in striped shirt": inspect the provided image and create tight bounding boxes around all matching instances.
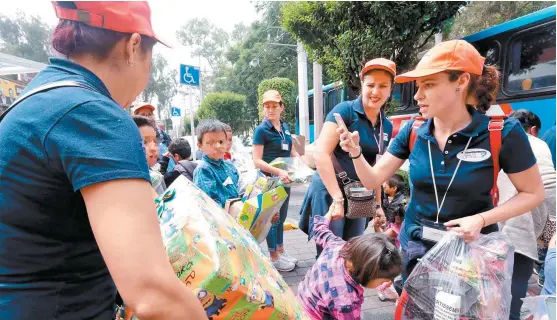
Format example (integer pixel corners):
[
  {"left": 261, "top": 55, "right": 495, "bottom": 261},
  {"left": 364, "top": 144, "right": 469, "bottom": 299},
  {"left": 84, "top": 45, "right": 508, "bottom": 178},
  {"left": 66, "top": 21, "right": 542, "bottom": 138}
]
[{"left": 297, "top": 204, "right": 402, "bottom": 319}]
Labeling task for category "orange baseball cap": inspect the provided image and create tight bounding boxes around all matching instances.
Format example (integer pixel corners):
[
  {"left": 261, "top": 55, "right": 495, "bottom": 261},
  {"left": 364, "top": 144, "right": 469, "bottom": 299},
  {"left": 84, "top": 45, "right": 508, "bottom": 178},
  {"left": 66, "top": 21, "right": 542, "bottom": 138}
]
[
  {"left": 52, "top": 1, "right": 171, "bottom": 47},
  {"left": 262, "top": 90, "right": 283, "bottom": 104},
  {"left": 360, "top": 58, "right": 397, "bottom": 80},
  {"left": 132, "top": 102, "right": 155, "bottom": 115},
  {"left": 395, "top": 40, "right": 485, "bottom": 83}
]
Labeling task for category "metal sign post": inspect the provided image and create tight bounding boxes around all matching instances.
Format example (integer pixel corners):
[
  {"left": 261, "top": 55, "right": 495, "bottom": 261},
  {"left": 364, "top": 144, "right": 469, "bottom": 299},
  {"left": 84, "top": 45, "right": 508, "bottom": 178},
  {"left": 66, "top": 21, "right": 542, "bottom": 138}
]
[{"left": 179, "top": 64, "right": 200, "bottom": 160}]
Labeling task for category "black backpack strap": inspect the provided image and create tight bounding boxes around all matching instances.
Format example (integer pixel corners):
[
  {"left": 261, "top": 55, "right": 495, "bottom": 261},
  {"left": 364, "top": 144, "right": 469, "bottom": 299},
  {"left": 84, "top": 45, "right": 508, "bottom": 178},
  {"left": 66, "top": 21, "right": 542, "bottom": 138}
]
[{"left": 0, "top": 80, "right": 96, "bottom": 123}]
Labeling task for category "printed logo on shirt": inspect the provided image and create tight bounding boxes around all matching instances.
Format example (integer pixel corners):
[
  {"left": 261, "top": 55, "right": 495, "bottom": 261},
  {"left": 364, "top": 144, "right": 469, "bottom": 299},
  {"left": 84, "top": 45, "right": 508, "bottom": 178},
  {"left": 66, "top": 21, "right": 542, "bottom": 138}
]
[{"left": 457, "top": 148, "right": 491, "bottom": 162}]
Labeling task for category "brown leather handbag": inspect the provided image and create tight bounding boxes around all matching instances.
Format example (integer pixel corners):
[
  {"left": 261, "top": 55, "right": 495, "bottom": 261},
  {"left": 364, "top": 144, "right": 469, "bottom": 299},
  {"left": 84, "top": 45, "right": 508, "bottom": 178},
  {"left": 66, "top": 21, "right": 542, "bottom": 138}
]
[{"left": 331, "top": 155, "right": 377, "bottom": 219}]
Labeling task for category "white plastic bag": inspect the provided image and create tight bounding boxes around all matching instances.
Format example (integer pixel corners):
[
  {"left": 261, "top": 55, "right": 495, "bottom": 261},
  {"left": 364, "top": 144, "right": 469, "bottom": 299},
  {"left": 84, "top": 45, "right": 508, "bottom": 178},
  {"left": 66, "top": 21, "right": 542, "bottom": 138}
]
[
  {"left": 270, "top": 157, "right": 314, "bottom": 188},
  {"left": 521, "top": 296, "right": 556, "bottom": 320}
]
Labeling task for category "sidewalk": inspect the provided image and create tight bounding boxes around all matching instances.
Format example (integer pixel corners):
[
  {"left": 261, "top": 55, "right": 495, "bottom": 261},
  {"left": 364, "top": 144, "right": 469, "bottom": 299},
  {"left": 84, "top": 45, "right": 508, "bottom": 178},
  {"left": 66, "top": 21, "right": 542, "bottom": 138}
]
[
  {"left": 260, "top": 226, "right": 543, "bottom": 320},
  {"left": 260, "top": 226, "right": 397, "bottom": 319}
]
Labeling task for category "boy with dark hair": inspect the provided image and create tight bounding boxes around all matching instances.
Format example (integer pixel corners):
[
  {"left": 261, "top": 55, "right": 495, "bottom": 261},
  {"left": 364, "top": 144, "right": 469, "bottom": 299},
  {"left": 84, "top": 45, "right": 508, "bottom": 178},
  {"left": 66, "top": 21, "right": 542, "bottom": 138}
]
[
  {"left": 382, "top": 173, "right": 406, "bottom": 223},
  {"left": 193, "top": 120, "right": 240, "bottom": 208},
  {"left": 160, "top": 138, "right": 198, "bottom": 186}
]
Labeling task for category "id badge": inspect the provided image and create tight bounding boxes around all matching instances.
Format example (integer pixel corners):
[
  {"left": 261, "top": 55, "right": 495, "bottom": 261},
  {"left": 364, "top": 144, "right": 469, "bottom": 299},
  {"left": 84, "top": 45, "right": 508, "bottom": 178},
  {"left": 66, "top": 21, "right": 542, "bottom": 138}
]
[
  {"left": 422, "top": 220, "right": 448, "bottom": 243},
  {"left": 281, "top": 140, "right": 289, "bottom": 151},
  {"left": 376, "top": 154, "right": 383, "bottom": 163}
]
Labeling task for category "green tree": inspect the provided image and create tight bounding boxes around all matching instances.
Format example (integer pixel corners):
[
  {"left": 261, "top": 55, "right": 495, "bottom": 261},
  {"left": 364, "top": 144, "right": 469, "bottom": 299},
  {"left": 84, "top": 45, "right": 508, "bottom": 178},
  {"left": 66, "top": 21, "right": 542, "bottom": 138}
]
[
  {"left": 196, "top": 92, "right": 248, "bottom": 133},
  {"left": 257, "top": 78, "right": 296, "bottom": 127},
  {"left": 0, "top": 12, "right": 52, "bottom": 63},
  {"left": 447, "top": 1, "right": 554, "bottom": 39},
  {"left": 280, "top": 1, "right": 465, "bottom": 91},
  {"left": 141, "top": 53, "right": 178, "bottom": 120}
]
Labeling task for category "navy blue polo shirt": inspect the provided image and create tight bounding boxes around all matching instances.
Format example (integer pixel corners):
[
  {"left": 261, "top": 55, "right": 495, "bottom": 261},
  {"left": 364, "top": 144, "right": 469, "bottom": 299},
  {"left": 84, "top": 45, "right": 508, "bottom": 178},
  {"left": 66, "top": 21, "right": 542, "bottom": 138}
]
[
  {"left": 325, "top": 96, "right": 393, "bottom": 180},
  {"left": 253, "top": 119, "right": 293, "bottom": 164},
  {"left": 0, "top": 58, "right": 150, "bottom": 319},
  {"left": 388, "top": 109, "right": 537, "bottom": 248}
]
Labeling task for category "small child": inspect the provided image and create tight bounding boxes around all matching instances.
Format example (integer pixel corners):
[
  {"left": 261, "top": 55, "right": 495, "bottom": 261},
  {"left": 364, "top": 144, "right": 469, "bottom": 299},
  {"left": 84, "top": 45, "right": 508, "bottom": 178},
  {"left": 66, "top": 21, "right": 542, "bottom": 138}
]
[
  {"left": 374, "top": 204, "right": 405, "bottom": 248},
  {"left": 132, "top": 116, "right": 166, "bottom": 195},
  {"left": 297, "top": 204, "right": 402, "bottom": 320},
  {"left": 160, "top": 138, "right": 198, "bottom": 186},
  {"left": 193, "top": 120, "right": 240, "bottom": 208},
  {"left": 382, "top": 173, "right": 406, "bottom": 223}
]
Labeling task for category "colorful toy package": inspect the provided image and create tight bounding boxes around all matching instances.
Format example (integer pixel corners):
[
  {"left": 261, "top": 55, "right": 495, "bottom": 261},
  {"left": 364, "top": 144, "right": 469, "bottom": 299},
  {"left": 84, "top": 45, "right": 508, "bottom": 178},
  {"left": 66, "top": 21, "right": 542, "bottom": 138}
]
[
  {"left": 242, "top": 176, "right": 280, "bottom": 201},
  {"left": 398, "top": 232, "right": 514, "bottom": 320},
  {"left": 270, "top": 157, "right": 314, "bottom": 188},
  {"left": 237, "top": 186, "right": 288, "bottom": 243},
  {"left": 133, "top": 176, "right": 308, "bottom": 320}
]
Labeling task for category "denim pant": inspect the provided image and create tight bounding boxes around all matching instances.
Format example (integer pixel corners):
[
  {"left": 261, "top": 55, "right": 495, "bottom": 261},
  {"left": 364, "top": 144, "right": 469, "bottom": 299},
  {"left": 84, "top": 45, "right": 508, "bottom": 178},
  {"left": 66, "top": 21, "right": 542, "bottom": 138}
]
[
  {"left": 510, "top": 252, "right": 535, "bottom": 320},
  {"left": 266, "top": 187, "right": 291, "bottom": 253},
  {"left": 316, "top": 216, "right": 366, "bottom": 257}
]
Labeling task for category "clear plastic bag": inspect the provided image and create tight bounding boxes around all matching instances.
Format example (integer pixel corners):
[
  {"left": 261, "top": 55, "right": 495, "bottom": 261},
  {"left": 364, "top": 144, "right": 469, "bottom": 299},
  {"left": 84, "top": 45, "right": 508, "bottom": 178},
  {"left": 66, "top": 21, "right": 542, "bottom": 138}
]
[
  {"left": 270, "top": 157, "right": 314, "bottom": 188},
  {"left": 400, "top": 232, "right": 514, "bottom": 320},
  {"left": 521, "top": 296, "right": 556, "bottom": 320},
  {"left": 237, "top": 168, "right": 264, "bottom": 195}
]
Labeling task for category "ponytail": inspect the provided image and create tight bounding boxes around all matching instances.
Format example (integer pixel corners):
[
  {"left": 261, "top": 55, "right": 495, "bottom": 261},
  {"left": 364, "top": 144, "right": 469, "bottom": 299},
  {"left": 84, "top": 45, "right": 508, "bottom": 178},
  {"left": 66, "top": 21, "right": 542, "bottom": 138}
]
[{"left": 447, "top": 65, "right": 500, "bottom": 114}]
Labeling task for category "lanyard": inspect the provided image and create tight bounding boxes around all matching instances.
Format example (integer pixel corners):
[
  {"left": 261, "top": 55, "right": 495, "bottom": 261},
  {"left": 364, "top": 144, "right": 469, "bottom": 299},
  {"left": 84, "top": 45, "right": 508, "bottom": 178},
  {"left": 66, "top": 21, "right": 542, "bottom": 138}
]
[
  {"left": 428, "top": 136, "right": 473, "bottom": 223},
  {"left": 277, "top": 128, "right": 286, "bottom": 141},
  {"left": 372, "top": 116, "right": 384, "bottom": 154}
]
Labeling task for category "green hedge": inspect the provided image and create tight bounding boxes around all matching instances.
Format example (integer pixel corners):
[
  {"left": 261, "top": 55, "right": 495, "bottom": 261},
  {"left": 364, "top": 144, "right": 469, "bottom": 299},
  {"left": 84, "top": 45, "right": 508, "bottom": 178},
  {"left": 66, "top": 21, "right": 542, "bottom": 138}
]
[{"left": 257, "top": 78, "right": 296, "bottom": 127}]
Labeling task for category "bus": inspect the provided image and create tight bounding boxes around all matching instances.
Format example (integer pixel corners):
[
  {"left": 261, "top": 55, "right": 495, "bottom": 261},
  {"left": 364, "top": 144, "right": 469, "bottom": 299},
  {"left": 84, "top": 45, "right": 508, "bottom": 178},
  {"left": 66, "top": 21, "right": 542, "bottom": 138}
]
[{"left": 297, "top": 5, "right": 556, "bottom": 142}]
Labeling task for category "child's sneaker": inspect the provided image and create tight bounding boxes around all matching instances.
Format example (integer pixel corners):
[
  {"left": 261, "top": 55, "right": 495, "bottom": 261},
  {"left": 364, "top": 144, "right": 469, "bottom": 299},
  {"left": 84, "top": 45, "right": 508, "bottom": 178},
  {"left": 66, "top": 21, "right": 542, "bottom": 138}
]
[
  {"left": 377, "top": 282, "right": 399, "bottom": 301},
  {"left": 273, "top": 256, "right": 296, "bottom": 272},
  {"left": 280, "top": 251, "right": 298, "bottom": 265}
]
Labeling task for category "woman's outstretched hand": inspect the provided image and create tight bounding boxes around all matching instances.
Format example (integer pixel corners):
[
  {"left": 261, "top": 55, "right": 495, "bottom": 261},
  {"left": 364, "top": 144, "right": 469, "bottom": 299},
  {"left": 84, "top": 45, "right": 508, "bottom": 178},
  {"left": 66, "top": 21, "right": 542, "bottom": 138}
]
[{"left": 337, "top": 127, "right": 361, "bottom": 156}]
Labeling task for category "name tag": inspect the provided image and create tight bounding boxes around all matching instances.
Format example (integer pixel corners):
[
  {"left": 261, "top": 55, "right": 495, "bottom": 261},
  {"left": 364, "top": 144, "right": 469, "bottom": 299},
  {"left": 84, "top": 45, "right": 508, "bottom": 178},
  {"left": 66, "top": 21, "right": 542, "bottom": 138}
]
[
  {"left": 223, "top": 177, "right": 233, "bottom": 186},
  {"left": 376, "top": 154, "right": 383, "bottom": 163},
  {"left": 423, "top": 225, "right": 448, "bottom": 243},
  {"left": 281, "top": 140, "right": 289, "bottom": 151},
  {"left": 383, "top": 133, "right": 389, "bottom": 142}
]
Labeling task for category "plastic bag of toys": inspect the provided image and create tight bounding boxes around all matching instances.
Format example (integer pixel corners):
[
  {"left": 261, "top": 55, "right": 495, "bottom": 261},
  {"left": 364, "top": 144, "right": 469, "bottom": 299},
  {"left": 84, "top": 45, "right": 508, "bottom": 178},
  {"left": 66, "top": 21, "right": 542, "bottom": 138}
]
[
  {"left": 398, "top": 232, "right": 514, "bottom": 320},
  {"left": 129, "top": 176, "right": 308, "bottom": 320},
  {"left": 270, "top": 157, "right": 314, "bottom": 188}
]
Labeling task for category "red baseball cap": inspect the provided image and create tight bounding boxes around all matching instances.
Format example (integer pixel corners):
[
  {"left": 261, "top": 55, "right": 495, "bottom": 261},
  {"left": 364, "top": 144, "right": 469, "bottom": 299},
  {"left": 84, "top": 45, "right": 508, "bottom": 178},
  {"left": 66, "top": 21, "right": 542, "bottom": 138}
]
[
  {"left": 395, "top": 40, "right": 485, "bottom": 83},
  {"left": 52, "top": 1, "right": 170, "bottom": 47},
  {"left": 132, "top": 102, "right": 156, "bottom": 115},
  {"left": 360, "top": 58, "right": 397, "bottom": 80}
]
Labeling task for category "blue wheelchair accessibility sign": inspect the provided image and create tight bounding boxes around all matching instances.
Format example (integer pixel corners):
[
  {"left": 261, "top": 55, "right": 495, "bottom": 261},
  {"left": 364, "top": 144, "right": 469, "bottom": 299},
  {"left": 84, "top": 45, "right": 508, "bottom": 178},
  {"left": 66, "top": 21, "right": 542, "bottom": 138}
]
[
  {"left": 179, "top": 64, "right": 200, "bottom": 86},
  {"left": 171, "top": 107, "right": 181, "bottom": 117}
]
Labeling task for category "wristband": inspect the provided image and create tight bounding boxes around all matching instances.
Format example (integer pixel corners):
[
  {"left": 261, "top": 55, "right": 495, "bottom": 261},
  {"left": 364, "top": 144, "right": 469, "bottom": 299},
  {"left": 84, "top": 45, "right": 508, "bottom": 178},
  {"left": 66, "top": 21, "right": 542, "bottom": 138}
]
[
  {"left": 478, "top": 213, "right": 486, "bottom": 228},
  {"left": 349, "top": 146, "right": 362, "bottom": 159}
]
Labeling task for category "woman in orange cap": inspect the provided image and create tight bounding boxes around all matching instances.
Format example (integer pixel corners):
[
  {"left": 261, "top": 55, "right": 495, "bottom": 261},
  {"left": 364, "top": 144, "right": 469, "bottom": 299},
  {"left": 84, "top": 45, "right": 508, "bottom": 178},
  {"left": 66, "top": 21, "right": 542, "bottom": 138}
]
[
  {"left": 337, "top": 40, "right": 544, "bottom": 295},
  {"left": 252, "top": 89, "right": 298, "bottom": 272},
  {"left": 298, "top": 58, "right": 395, "bottom": 257},
  {"left": 0, "top": 2, "right": 205, "bottom": 320}
]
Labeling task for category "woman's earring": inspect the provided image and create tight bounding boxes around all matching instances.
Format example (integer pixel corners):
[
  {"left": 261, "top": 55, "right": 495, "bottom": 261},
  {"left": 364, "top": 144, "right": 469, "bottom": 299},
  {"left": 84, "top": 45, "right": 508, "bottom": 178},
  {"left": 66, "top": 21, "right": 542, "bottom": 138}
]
[
  {"left": 456, "top": 88, "right": 461, "bottom": 92},
  {"left": 127, "top": 61, "right": 135, "bottom": 67}
]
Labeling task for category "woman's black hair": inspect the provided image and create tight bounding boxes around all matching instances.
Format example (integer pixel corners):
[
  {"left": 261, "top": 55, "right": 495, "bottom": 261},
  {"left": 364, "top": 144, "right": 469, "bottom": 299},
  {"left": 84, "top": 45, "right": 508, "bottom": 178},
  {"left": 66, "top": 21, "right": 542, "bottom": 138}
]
[{"left": 339, "top": 233, "right": 402, "bottom": 286}]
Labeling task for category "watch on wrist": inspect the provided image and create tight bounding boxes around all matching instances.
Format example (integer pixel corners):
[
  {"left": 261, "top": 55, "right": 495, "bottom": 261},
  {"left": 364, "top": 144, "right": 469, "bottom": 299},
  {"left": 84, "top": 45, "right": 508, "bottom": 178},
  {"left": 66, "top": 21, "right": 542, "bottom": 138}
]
[{"left": 374, "top": 204, "right": 381, "bottom": 209}]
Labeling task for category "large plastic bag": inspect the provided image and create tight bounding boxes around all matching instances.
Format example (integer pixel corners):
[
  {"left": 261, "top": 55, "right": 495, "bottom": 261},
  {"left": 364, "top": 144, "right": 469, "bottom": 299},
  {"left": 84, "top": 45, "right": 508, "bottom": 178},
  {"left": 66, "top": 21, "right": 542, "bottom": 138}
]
[
  {"left": 401, "top": 232, "right": 514, "bottom": 320},
  {"left": 521, "top": 296, "right": 556, "bottom": 320},
  {"left": 270, "top": 157, "right": 314, "bottom": 188},
  {"left": 237, "top": 169, "right": 265, "bottom": 196},
  {"left": 133, "top": 176, "right": 309, "bottom": 320}
]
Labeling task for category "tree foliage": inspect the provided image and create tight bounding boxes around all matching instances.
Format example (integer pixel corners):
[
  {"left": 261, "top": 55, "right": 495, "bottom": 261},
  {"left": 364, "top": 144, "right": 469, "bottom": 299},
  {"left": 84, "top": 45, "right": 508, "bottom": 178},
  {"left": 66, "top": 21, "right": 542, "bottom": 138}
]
[
  {"left": 141, "top": 53, "right": 178, "bottom": 120},
  {"left": 447, "top": 1, "right": 555, "bottom": 39},
  {"left": 0, "top": 12, "right": 52, "bottom": 63},
  {"left": 280, "top": 1, "right": 465, "bottom": 91},
  {"left": 196, "top": 92, "right": 248, "bottom": 133},
  {"left": 257, "top": 77, "right": 296, "bottom": 127}
]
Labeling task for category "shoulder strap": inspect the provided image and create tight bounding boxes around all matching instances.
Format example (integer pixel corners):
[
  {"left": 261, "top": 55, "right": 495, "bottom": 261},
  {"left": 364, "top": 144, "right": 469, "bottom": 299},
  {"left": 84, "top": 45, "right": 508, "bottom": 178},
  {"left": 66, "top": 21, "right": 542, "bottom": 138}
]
[
  {"left": 0, "top": 80, "right": 96, "bottom": 123},
  {"left": 330, "top": 154, "right": 351, "bottom": 186},
  {"left": 488, "top": 115, "right": 505, "bottom": 207},
  {"left": 409, "top": 116, "right": 425, "bottom": 151}
]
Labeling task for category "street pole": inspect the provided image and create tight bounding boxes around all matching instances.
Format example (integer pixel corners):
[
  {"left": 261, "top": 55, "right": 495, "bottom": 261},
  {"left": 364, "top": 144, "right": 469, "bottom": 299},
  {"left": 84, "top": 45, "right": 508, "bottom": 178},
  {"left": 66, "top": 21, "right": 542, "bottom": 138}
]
[
  {"left": 313, "top": 62, "right": 323, "bottom": 140},
  {"left": 297, "top": 41, "right": 309, "bottom": 141},
  {"left": 189, "top": 87, "right": 196, "bottom": 160}
]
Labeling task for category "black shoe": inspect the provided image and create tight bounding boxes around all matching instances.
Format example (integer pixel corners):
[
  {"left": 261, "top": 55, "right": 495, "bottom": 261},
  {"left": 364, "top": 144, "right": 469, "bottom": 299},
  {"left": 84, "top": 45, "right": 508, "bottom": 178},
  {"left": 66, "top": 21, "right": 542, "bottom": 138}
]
[{"left": 538, "top": 277, "right": 545, "bottom": 288}]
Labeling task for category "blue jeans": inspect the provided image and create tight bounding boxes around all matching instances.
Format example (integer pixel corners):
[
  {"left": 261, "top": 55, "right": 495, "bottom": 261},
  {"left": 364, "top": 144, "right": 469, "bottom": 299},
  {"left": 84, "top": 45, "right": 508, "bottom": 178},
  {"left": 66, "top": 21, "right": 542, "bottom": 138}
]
[
  {"left": 316, "top": 216, "right": 366, "bottom": 257},
  {"left": 266, "top": 187, "right": 291, "bottom": 253}
]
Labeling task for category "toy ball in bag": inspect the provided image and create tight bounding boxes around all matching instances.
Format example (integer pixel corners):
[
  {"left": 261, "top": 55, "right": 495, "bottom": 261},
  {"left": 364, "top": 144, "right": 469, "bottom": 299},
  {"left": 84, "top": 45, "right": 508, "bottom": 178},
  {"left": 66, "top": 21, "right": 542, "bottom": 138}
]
[{"left": 395, "top": 231, "right": 514, "bottom": 320}]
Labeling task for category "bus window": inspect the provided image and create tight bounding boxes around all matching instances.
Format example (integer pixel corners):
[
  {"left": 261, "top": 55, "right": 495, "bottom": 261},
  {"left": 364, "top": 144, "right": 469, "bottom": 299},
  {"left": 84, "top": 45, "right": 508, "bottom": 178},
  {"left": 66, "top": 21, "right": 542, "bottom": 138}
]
[
  {"left": 473, "top": 40, "right": 500, "bottom": 66},
  {"left": 326, "top": 88, "right": 342, "bottom": 115},
  {"left": 506, "top": 23, "right": 556, "bottom": 93}
]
